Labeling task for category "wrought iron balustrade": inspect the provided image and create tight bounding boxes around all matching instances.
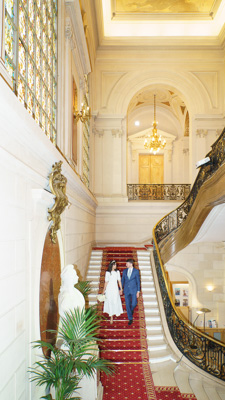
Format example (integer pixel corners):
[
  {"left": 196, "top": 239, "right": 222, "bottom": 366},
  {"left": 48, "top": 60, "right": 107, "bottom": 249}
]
[
  {"left": 155, "top": 130, "right": 225, "bottom": 244},
  {"left": 153, "top": 128, "right": 225, "bottom": 381},
  {"left": 127, "top": 184, "right": 191, "bottom": 201},
  {"left": 153, "top": 247, "right": 225, "bottom": 380}
]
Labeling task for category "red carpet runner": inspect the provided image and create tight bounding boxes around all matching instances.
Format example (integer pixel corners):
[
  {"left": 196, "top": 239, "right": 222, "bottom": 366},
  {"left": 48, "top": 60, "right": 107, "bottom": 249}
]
[
  {"left": 97, "top": 247, "right": 156, "bottom": 400},
  {"left": 96, "top": 247, "right": 197, "bottom": 400}
]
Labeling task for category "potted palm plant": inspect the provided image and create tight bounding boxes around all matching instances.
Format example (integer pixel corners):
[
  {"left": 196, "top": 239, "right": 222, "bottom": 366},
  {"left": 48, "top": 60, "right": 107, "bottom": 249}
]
[{"left": 29, "top": 306, "right": 115, "bottom": 400}]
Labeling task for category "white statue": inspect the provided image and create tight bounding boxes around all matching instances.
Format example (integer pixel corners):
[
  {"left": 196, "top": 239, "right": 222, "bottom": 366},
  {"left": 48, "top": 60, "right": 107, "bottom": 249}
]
[
  {"left": 57, "top": 264, "right": 101, "bottom": 400},
  {"left": 58, "top": 264, "right": 85, "bottom": 319}
]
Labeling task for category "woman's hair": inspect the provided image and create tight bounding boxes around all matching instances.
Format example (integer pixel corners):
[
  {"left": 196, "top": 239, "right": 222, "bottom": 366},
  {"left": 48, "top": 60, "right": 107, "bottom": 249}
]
[{"left": 107, "top": 260, "right": 117, "bottom": 273}]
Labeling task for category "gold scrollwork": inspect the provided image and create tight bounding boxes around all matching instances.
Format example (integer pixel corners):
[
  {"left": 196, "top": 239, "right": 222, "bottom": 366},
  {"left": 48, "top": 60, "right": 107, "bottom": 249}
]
[{"left": 48, "top": 161, "right": 69, "bottom": 243}]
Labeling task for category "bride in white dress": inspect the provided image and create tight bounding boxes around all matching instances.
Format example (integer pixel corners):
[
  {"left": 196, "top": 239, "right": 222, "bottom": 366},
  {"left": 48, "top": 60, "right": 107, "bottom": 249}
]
[{"left": 102, "top": 260, "right": 123, "bottom": 324}]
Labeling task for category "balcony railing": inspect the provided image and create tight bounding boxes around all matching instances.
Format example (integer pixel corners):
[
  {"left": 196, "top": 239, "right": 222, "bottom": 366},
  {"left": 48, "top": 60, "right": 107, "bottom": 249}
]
[
  {"left": 127, "top": 184, "right": 191, "bottom": 201},
  {"left": 152, "top": 128, "right": 225, "bottom": 381}
]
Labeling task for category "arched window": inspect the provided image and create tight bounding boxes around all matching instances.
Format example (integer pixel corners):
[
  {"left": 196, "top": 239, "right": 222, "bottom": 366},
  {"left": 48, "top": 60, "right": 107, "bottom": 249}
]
[{"left": 4, "top": 0, "right": 57, "bottom": 144}]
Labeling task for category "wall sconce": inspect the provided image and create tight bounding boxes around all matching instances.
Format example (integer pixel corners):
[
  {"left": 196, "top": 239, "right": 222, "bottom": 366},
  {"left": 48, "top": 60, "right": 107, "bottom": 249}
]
[
  {"left": 74, "top": 103, "right": 90, "bottom": 123},
  {"left": 206, "top": 285, "right": 214, "bottom": 292}
]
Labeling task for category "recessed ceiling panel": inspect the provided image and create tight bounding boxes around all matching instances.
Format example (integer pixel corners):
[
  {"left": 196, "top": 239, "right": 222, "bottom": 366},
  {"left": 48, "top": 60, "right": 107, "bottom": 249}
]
[{"left": 113, "top": 0, "right": 222, "bottom": 19}]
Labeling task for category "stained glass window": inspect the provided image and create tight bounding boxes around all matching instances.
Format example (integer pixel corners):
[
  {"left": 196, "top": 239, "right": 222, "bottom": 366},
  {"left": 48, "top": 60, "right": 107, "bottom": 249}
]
[
  {"left": 82, "top": 93, "right": 90, "bottom": 188},
  {"left": 4, "top": 0, "right": 57, "bottom": 145}
]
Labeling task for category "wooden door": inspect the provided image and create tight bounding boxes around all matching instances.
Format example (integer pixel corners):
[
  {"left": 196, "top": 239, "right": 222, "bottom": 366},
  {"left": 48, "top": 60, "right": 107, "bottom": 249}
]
[
  {"left": 139, "top": 155, "right": 164, "bottom": 184},
  {"left": 150, "top": 155, "right": 164, "bottom": 184},
  {"left": 139, "top": 154, "right": 151, "bottom": 184}
]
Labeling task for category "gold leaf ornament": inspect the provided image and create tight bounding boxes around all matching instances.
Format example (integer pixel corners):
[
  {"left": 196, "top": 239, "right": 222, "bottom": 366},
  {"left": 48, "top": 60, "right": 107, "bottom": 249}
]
[{"left": 48, "top": 161, "right": 69, "bottom": 243}]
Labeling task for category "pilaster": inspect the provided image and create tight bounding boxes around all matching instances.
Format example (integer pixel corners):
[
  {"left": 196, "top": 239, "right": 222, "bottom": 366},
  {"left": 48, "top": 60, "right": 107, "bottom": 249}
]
[{"left": 93, "top": 115, "right": 127, "bottom": 200}]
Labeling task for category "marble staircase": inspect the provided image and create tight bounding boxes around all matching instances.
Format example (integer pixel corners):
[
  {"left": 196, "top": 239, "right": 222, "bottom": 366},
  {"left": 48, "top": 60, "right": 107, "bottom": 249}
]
[
  {"left": 86, "top": 247, "right": 225, "bottom": 400},
  {"left": 86, "top": 250, "right": 103, "bottom": 305},
  {"left": 137, "top": 249, "right": 225, "bottom": 400},
  {"left": 137, "top": 249, "right": 171, "bottom": 364}
]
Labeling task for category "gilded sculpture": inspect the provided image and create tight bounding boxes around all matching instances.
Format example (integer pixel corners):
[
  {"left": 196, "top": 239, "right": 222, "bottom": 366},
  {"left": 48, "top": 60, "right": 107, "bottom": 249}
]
[{"left": 48, "top": 161, "right": 69, "bottom": 243}]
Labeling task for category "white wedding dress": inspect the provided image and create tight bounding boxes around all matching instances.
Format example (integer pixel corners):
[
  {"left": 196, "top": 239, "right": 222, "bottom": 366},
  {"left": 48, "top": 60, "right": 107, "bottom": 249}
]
[{"left": 103, "top": 270, "right": 123, "bottom": 317}]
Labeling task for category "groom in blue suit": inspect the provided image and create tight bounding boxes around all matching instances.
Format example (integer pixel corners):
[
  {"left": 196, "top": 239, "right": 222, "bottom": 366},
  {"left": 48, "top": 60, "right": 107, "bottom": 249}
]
[{"left": 122, "top": 258, "right": 140, "bottom": 325}]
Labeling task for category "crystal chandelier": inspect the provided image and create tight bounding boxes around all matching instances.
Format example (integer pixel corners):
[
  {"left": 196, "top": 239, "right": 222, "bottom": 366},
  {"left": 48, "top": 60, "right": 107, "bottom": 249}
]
[{"left": 144, "top": 94, "right": 166, "bottom": 154}]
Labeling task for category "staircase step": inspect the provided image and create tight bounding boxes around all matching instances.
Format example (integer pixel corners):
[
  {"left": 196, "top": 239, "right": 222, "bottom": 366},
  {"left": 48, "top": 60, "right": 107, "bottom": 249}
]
[
  {"left": 145, "top": 317, "right": 162, "bottom": 325},
  {"left": 148, "top": 343, "right": 167, "bottom": 352},
  {"left": 140, "top": 270, "right": 152, "bottom": 275},
  {"left": 146, "top": 325, "right": 162, "bottom": 332},
  {"left": 144, "top": 306, "right": 159, "bottom": 313},
  {"left": 147, "top": 334, "right": 164, "bottom": 341},
  {"left": 189, "top": 375, "right": 210, "bottom": 400},
  {"left": 202, "top": 387, "right": 222, "bottom": 400},
  {"left": 142, "top": 279, "right": 154, "bottom": 285},
  {"left": 89, "top": 261, "right": 101, "bottom": 266},
  {"left": 217, "top": 389, "right": 225, "bottom": 400},
  {"left": 149, "top": 349, "right": 172, "bottom": 364},
  {"left": 173, "top": 365, "right": 194, "bottom": 395}
]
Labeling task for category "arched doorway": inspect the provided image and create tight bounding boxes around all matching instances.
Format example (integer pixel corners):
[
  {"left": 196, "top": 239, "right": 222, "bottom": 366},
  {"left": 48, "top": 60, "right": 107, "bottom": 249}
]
[{"left": 127, "top": 87, "right": 190, "bottom": 186}]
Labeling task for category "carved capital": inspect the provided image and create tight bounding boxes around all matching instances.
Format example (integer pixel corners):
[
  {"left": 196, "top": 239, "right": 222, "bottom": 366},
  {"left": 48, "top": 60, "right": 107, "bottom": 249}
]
[
  {"left": 183, "top": 148, "right": 189, "bottom": 155},
  {"left": 196, "top": 129, "right": 208, "bottom": 138},
  {"left": 112, "top": 129, "right": 123, "bottom": 138},
  {"left": 93, "top": 128, "right": 104, "bottom": 138}
]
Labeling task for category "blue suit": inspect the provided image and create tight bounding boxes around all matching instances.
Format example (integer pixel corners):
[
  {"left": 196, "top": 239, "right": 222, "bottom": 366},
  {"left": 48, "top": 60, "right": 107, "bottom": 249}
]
[{"left": 122, "top": 267, "right": 140, "bottom": 321}]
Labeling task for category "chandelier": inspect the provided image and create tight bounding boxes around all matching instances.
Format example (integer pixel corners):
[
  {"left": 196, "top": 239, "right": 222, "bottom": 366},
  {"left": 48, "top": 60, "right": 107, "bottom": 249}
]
[{"left": 144, "top": 94, "right": 166, "bottom": 154}]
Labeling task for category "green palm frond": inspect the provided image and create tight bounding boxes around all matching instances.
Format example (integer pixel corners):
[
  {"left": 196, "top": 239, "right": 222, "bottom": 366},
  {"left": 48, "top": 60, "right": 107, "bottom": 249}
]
[
  {"left": 75, "top": 281, "right": 92, "bottom": 298},
  {"left": 57, "top": 307, "right": 102, "bottom": 352},
  {"left": 75, "top": 357, "right": 115, "bottom": 377},
  {"left": 29, "top": 305, "right": 115, "bottom": 399}
]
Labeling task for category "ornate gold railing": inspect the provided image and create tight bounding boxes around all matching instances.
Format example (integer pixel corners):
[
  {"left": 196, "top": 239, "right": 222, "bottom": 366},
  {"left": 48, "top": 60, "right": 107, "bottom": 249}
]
[
  {"left": 127, "top": 184, "right": 191, "bottom": 201},
  {"left": 155, "top": 130, "right": 225, "bottom": 244},
  {"left": 153, "top": 128, "right": 225, "bottom": 380}
]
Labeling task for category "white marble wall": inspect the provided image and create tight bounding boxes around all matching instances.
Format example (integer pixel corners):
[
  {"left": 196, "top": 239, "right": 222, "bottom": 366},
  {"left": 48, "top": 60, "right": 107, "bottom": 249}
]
[
  {"left": 92, "top": 47, "right": 225, "bottom": 193},
  {"left": 96, "top": 201, "right": 180, "bottom": 245},
  {"left": 0, "top": 65, "right": 96, "bottom": 400},
  {"left": 167, "top": 242, "right": 225, "bottom": 328}
]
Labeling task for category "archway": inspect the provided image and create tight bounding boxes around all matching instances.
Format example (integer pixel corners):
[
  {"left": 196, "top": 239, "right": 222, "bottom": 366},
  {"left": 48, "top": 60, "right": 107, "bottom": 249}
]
[{"left": 126, "top": 87, "right": 190, "bottom": 188}]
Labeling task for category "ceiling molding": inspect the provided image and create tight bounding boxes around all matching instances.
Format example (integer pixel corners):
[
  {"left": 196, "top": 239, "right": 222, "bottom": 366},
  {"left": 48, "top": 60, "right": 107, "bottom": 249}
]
[
  {"left": 95, "top": 1, "right": 225, "bottom": 50},
  {"left": 65, "top": 0, "right": 91, "bottom": 75}
]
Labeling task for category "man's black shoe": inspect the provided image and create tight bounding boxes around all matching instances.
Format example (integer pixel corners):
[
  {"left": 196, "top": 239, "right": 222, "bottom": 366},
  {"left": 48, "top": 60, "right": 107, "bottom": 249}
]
[{"left": 128, "top": 320, "right": 133, "bottom": 325}]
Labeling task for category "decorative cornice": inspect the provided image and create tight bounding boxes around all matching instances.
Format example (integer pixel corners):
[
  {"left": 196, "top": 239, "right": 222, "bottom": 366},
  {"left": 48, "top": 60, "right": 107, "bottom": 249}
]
[{"left": 65, "top": 0, "right": 91, "bottom": 75}]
